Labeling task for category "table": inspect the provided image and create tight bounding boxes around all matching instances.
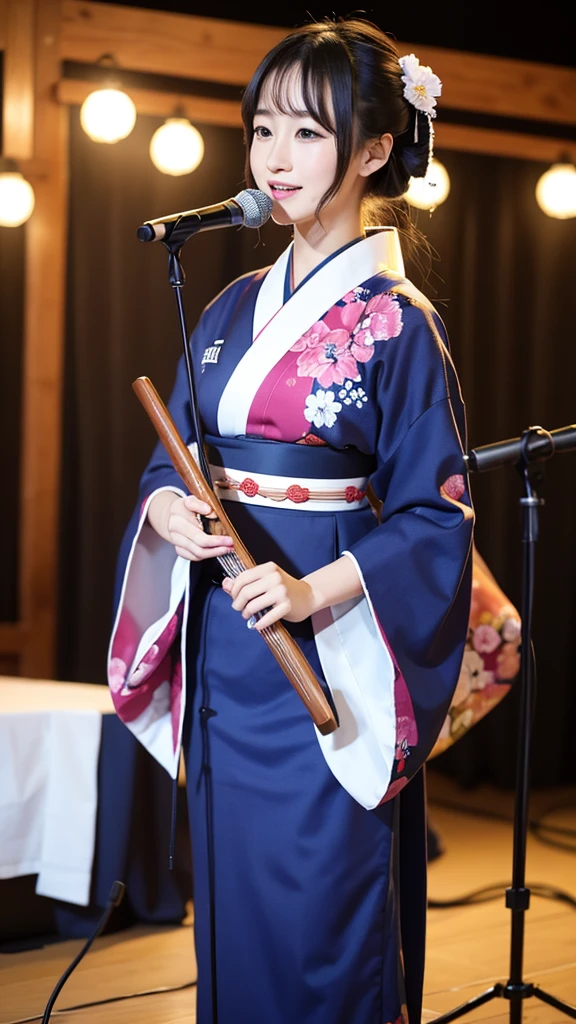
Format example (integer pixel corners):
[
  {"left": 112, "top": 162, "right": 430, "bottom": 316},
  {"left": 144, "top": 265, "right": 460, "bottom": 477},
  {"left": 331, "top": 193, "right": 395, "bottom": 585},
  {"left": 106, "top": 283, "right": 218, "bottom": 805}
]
[{"left": 0, "top": 678, "right": 190, "bottom": 946}]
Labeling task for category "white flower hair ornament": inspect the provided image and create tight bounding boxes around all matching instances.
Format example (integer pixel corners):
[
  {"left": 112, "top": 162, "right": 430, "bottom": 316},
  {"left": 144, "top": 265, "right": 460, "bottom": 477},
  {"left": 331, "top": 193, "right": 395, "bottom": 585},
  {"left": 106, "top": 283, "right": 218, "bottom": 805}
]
[{"left": 398, "top": 53, "right": 442, "bottom": 144}]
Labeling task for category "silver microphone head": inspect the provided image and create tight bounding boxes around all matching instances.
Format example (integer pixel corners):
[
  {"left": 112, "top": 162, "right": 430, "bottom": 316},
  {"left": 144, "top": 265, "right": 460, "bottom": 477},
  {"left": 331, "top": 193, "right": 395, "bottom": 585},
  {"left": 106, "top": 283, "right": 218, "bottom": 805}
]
[{"left": 234, "top": 189, "right": 273, "bottom": 229}]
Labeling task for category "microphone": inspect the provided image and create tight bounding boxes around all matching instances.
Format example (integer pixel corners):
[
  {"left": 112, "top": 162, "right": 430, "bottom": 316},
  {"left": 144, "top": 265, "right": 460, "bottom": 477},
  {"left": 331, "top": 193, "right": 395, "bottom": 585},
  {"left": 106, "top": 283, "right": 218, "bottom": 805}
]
[
  {"left": 465, "top": 423, "right": 576, "bottom": 472},
  {"left": 136, "top": 188, "right": 273, "bottom": 246}
]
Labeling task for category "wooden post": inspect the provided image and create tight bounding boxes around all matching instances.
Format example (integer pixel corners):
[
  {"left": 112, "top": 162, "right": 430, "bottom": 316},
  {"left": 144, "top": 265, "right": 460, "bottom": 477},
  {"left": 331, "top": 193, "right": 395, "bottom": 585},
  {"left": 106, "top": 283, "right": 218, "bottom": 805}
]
[
  {"left": 2, "top": 0, "right": 35, "bottom": 160},
  {"left": 17, "top": 0, "right": 68, "bottom": 677}
]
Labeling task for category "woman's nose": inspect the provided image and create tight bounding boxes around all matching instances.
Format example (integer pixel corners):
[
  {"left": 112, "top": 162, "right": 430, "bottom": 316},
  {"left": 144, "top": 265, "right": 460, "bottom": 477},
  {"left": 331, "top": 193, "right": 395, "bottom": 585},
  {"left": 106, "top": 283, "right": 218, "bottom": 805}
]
[{"left": 266, "top": 138, "right": 292, "bottom": 173}]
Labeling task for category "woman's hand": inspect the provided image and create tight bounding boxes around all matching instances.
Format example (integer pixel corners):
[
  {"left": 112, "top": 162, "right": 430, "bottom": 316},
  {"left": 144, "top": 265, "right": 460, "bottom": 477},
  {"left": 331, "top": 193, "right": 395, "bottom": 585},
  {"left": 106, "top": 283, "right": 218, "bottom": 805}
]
[
  {"left": 222, "top": 562, "right": 314, "bottom": 630},
  {"left": 147, "top": 491, "right": 235, "bottom": 562},
  {"left": 222, "top": 555, "right": 364, "bottom": 630}
]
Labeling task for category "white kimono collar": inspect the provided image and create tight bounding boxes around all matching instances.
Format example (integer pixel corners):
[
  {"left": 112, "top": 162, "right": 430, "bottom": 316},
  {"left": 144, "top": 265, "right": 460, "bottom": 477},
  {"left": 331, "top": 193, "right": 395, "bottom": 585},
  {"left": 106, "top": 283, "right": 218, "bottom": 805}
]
[{"left": 218, "top": 227, "right": 405, "bottom": 438}]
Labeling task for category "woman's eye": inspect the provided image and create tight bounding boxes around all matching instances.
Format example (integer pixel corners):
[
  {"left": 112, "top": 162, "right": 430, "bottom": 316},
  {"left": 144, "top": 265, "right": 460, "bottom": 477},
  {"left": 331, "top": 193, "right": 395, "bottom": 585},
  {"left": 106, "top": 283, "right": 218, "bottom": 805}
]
[
  {"left": 297, "top": 128, "right": 321, "bottom": 140},
  {"left": 254, "top": 126, "right": 272, "bottom": 138}
]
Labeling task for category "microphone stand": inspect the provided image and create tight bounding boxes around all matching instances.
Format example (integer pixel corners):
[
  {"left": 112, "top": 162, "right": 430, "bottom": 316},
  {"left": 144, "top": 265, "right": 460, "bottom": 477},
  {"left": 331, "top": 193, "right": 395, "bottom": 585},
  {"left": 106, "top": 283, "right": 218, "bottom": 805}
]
[
  {"left": 433, "top": 424, "right": 576, "bottom": 1024},
  {"left": 162, "top": 237, "right": 220, "bottom": 1023}
]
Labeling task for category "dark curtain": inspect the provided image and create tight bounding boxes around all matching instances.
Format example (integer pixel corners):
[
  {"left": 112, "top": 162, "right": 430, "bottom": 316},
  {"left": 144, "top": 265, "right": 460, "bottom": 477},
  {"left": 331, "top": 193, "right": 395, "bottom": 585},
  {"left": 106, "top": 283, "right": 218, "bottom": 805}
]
[
  {"left": 59, "top": 111, "right": 576, "bottom": 788},
  {"left": 59, "top": 109, "right": 286, "bottom": 683}
]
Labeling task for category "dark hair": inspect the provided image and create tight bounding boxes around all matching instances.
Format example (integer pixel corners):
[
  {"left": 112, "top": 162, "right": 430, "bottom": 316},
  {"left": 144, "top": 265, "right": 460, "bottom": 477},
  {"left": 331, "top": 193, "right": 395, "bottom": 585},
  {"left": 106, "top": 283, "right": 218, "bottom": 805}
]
[{"left": 241, "top": 19, "right": 432, "bottom": 236}]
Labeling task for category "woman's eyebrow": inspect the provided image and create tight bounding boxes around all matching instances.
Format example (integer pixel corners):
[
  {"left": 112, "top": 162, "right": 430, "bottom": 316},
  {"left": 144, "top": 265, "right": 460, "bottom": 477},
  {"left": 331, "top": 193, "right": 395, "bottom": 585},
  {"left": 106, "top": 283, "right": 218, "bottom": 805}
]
[{"left": 253, "top": 106, "right": 312, "bottom": 118}]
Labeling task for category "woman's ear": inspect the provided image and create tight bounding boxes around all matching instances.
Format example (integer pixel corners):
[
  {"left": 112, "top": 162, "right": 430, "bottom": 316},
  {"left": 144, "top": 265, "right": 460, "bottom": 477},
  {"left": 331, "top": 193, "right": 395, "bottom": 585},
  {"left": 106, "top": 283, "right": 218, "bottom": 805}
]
[{"left": 359, "top": 133, "right": 394, "bottom": 178}]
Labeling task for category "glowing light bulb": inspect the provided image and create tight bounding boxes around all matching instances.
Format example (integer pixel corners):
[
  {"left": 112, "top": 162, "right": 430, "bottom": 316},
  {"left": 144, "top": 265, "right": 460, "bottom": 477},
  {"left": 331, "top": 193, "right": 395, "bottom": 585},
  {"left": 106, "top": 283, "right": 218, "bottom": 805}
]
[
  {"left": 405, "top": 158, "right": 451, "bottom": 212},
  {"left": 535, "top": 163, "right": 576, "bottom": 219},
  {"left": 149, "top": 118, "right": 205, "bottom": 176},
  {"left": 0, "top": 172, "right": 35, "bottom": 227},
  {"left": 80, "top": 88, "right": 137, "bottom": 144}
]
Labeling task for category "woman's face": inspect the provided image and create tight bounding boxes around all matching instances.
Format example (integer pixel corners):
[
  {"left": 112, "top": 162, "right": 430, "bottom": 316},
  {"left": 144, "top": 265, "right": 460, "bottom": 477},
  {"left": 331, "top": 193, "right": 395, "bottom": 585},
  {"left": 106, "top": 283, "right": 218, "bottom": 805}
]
[{"left": 249, "top": 70, "right": 360, "bottom": 231}]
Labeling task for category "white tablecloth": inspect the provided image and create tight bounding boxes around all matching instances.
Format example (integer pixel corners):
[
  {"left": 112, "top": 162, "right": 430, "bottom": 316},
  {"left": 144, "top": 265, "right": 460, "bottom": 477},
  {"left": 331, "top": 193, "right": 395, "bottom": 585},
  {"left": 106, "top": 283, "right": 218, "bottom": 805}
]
[{"left": 0, "top": 677, "right": 114, "bottom": 906}]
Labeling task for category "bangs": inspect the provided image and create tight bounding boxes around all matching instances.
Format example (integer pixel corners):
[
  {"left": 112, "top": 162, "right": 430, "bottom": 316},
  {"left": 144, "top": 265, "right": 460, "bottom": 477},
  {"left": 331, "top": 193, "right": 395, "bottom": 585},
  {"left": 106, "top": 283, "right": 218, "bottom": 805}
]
[{"left": 256, "top": 49, "right": 339, "bottom": 135}]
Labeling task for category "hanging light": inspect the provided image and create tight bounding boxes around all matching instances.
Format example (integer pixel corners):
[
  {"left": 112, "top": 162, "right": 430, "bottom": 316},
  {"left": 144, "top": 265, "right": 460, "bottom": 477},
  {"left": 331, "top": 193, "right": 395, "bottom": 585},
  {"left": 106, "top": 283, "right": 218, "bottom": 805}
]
[
  {"left": 0, "top": 160, "right": 35, "bottom": 227},
  {"left": 405, "top": 158, "right": 451, "bottom": 212},
  {"left": 535, "top": 162, "right": 576, "bottom": 219},
  {"left": 149, "top": 118, "right": 205, "bottom": 176},
  {"left": 80, "top": 87, "right": 137, "bottom": 144}
]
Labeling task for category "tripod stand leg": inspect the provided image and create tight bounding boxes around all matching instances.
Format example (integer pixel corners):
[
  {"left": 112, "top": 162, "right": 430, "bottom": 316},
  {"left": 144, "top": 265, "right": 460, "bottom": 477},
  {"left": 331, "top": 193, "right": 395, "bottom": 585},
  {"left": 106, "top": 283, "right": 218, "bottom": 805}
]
[
  {"left": 532, "top": 987, "right": 576, "bottom": 1018},
  {"left": 431, "top": 984, "right": 503, "bottom": 1023}
]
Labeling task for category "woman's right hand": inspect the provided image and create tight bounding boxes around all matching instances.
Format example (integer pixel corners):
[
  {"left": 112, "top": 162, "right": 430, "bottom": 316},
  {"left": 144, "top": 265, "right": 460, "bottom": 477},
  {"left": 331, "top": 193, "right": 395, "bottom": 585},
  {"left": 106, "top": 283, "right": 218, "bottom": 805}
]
[{"left": 147, "top": 491, "right": 235, "bottom": 562}]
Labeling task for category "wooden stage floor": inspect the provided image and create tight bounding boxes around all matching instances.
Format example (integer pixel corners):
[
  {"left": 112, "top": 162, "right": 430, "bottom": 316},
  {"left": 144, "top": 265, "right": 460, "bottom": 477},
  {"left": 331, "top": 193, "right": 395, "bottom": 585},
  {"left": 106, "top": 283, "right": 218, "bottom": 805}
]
[{"left": 1, "top": 770, "right": 575, "bottom": 1023}]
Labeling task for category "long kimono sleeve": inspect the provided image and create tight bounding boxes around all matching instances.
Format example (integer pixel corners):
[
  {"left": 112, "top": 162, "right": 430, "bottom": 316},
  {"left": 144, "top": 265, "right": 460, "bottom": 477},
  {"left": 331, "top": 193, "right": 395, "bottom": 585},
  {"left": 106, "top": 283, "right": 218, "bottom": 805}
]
[
  {"left": 106, "top": 271, "right": 261, "bottom": 774},
  {"left": 107, "top": 341, "right": 204, "bottom": 776},
  {"left": 313, "top": 295, "right": 474, "bottom": 808},
  {"left": 351, "top": 298, "right": 474, "bottom": 797}
]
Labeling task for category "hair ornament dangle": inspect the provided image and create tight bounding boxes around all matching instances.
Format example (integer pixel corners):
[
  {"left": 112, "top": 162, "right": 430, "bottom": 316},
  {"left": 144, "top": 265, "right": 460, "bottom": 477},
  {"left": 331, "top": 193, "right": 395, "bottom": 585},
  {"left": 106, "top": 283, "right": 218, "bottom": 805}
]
[{"left": 398, "top": 53, "right": 442, "bottom": 144}]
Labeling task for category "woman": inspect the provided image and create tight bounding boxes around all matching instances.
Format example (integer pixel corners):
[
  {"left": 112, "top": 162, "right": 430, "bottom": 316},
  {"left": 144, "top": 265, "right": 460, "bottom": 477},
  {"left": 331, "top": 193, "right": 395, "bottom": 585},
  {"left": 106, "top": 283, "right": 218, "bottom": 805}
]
[{"left": 109, "top": 20, "right": 474, "bottom": 1024}]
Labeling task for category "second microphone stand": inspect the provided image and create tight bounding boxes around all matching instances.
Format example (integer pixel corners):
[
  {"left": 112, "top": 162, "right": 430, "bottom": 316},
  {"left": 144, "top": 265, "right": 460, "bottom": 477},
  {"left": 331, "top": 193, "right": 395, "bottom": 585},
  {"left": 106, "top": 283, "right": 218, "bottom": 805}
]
[{"left": 433, "top": 426, "right": 576, "bottom": 1024}]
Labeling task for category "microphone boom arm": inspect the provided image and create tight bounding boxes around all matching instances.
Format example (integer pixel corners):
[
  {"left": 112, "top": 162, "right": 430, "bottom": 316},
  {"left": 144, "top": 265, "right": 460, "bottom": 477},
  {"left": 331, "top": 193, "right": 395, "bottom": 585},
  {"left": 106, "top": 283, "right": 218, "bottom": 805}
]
[{"left": 465, "top": 424, "right": 576, "bottom": 473}]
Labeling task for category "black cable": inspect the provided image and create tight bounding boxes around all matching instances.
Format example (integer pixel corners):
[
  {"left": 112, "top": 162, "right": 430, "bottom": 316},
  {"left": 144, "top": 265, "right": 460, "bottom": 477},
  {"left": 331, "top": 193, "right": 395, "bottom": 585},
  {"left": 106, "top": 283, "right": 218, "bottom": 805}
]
[
  {"left": 428, "top": 795, "right": 576, "bottom": 851},
  {"left": 4, "top": 978, "right": 197, "bottom": 1024},
  {"left": 426, "top": 793, "right": 576, "bottom": 906},
  {"left": 40, "top": 881, "right": 125, "bottom": 1023},
  {"left": 428, "top": 882, "right": 576, "bottom": 910},
  {"left": 528, "top": 827, "right": 576, "bottom": 855}
]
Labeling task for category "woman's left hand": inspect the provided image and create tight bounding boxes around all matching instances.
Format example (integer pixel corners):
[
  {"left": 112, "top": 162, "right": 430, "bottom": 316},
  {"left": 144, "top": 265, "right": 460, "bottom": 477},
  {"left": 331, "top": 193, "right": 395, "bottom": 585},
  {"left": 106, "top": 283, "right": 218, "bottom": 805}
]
[{"left": 222, "top": 562, "right": 314, "bottom": 630}]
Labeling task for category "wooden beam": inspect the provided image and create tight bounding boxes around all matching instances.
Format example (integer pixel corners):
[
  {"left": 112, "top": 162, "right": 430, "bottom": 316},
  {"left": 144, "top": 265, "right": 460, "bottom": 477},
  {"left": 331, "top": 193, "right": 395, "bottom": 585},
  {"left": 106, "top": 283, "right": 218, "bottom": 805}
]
[
  {"left": 61, "top": 1, "right": 282, "bottom": 88},
  {"left": 60, "top": 1, "right": 576, "bottom": 127},
  {"left": 404, "top": 43, "right": 576, "bottom": 128},
  {"left": 2, "top": 0, "right": 35, "bottom": 160},
  {"left": 19, "top": 0, "right": 68, "bottom": 678},
  {"left": 58, "top": 77, "right": 243, "bottom": 128},
  {"left": 435, "top": 123, "right": 576, "bottom": 164},
  {"left": 58, "top": 77, "right": 576, "bottom": 164}
]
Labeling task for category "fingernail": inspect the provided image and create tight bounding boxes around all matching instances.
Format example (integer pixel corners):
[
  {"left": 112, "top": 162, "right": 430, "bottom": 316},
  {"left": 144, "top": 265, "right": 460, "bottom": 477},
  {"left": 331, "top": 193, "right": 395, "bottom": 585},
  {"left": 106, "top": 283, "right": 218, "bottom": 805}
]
[{"left": 247, "top": 616, "right": 256, "bottom": 629}]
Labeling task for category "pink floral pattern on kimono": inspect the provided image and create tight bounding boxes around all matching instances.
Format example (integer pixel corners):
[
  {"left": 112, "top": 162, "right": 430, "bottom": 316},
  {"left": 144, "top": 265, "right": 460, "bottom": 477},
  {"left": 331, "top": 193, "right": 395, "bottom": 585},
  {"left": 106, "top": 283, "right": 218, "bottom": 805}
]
[
  {"left": 351, "top": 293, "right": 404, "bottom": 362},
  {"left": 290, "top": 291, "right": 403, "bottom": 395},
  {"left": 394, "top": 671, "right": 419, "bottom": 772},
  {"left": 294, "top": 323, "right": 359, "bottom": 387},
  {"left": 109, "top": 605, "right": 183, "bottom": 727},
  {"left": 374, "top": 617, "right": 419, "bottom": 802},
  {"left": 381, "top": 777, "right": 408, "bottom": 803}
]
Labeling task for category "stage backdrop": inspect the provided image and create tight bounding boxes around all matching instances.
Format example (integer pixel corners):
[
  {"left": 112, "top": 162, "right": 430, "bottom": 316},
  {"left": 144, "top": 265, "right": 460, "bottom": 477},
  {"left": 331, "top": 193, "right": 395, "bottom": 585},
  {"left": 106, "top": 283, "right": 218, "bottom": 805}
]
[{"left": 58, "top": 108, "right": 576, "bottom": 789}]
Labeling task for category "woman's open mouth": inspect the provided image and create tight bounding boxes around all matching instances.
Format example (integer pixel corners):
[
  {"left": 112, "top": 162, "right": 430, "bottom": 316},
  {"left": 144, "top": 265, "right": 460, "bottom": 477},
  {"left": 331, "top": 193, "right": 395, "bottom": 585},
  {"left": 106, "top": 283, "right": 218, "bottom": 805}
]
[{"left": 268, "top": 182, "right": 302, "bottom": 201}]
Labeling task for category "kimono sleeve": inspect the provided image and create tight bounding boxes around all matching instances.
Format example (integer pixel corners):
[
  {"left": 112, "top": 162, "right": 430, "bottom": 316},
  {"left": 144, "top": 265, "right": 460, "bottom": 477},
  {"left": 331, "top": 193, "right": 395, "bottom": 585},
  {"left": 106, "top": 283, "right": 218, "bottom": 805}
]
[
  {"left": 107, "top": 326, "right": 208, "bottom": 774},
  {"left": 344, "top": 301, "right": 474, "bottom": 799}
]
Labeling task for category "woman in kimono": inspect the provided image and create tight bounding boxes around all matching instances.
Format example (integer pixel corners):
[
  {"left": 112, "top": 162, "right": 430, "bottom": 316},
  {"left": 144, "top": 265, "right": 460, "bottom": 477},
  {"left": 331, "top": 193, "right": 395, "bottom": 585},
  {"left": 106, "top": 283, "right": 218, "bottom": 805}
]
[{"left": 109, "top": 19, "right": 474, "bottom": 1024}]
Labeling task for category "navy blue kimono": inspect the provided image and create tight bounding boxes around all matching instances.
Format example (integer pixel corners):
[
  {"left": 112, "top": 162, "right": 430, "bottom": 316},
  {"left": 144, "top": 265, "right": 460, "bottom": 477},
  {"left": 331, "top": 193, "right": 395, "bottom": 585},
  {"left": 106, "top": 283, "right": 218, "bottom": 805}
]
[{"left": 108, "top": 228, "right": 473, "bottom": 1023}]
